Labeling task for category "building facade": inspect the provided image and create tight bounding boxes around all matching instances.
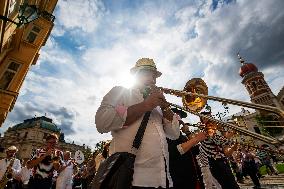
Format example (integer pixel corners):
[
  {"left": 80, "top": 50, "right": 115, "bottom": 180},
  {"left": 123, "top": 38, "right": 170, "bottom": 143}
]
[
  {"left": 226, "top": 55, "right": 284, "bottom": 142},
  {"left": 238, "top": 55, "right": 284, "bottom": 113},
  {"left": 0, "top": 0, "right": 58, "bottom": 126},
  {"left": 0, "top": 116, "right": 89, "bottom": 161}
]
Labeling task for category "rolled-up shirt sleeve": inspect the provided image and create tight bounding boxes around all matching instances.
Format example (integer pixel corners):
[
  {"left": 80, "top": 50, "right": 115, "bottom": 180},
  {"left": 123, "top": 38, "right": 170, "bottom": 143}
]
[
  {"left": 95, "top": 86, "right": 128, "bottom": 133},
  {"left": 177, "top": 144, "right": 185, "bottom": 155},
  {"left": 163, "top": 114, "right": 180, "bottom": 140}
]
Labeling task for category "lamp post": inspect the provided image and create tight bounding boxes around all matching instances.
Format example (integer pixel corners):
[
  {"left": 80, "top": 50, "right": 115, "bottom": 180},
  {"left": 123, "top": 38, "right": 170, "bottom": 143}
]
[{"left": 0, "top": 1, "right": 39, "bottom": 27}]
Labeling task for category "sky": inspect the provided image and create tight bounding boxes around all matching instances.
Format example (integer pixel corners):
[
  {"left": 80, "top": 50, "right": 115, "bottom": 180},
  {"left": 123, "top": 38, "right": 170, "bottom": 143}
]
[{"left": 1, "top": 0, "right": 284, "bottom": 149}]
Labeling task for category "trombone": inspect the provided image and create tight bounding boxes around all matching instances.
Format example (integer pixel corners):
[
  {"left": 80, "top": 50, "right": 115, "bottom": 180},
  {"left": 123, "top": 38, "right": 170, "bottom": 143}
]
[
  {"left": 155, "top": 78, "right": 284, "bottom": 145},
  {"left": 233, "top": 141, "right": 284, "bottom": 155}
]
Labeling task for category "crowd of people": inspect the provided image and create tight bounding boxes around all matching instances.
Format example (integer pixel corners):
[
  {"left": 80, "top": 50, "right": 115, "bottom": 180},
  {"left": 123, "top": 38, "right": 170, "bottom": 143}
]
[
  {"left": 0, "top": 128, "right": 280, "bottom": 189},
  {"left": 0, "top": 58, "right": 282, "bottom": 189},
  {"left": 0, "top": 134, "right": 111, "bottom": 189}
]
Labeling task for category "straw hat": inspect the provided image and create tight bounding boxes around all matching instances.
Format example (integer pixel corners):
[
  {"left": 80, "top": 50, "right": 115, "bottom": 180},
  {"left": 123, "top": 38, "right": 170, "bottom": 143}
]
[
  {"left": 6, "top": 146, "right": 18, "bottom": 152},
  {"left": 130, "top": 58, "right": 162, "bottom": 77}
]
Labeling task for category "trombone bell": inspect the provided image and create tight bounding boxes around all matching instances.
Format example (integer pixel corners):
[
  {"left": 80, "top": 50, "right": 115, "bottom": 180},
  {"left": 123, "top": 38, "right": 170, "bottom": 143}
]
[{"left": 182, "top": 78, "right": 208, "bottom": 112}]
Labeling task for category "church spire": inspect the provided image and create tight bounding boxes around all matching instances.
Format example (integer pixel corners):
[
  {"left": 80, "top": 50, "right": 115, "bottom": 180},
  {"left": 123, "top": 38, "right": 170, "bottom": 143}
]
[{"left": 237, "top": 52, "right": 245, "bottom": 65}]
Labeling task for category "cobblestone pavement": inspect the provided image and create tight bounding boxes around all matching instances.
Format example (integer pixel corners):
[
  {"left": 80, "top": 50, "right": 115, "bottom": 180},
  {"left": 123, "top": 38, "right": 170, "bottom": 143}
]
[{"left": 239, "top": 174, "right": 284, "bottom": 189}]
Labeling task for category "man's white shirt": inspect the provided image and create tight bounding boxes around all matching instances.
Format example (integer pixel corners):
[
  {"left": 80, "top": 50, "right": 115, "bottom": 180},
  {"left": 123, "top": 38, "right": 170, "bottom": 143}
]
[
  {"left": 0, "top": 158, "right": 21, "bottom": 180},
  {"left": 56, "top": 159, "right": 74, "bottom": 189}
]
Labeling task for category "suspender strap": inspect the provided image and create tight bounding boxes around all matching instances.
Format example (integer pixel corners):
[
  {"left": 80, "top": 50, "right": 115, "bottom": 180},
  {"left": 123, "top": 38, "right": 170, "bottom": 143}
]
[{"left": 132, "top": 111, "right": 151, "bottom": 150}]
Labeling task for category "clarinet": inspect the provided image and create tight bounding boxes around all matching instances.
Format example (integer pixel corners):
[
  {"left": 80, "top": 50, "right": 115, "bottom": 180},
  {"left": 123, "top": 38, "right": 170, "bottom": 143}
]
[{"left": 0, "top": 158, "right": 15, "bottom": 188}]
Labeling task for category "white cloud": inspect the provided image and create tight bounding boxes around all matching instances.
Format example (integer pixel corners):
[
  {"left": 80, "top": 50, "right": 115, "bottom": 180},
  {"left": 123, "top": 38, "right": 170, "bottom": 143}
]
[{"left": 55, "top": 0, "right": 105, "bottom": 33}]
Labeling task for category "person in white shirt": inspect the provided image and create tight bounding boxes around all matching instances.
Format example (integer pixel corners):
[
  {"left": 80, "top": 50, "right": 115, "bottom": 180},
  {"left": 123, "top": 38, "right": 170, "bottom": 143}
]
[
  {"left": 95, "top": 58, "right": 180, "bottom": 189},
  {"left": 56, "top": 151, "right": 74, "bottom": 189},
  {"left": 0, "top": 146, "right": 22, "bottom": 189},
  {"left": 20, "top": 161, "right": 32, "bottom": 186}
]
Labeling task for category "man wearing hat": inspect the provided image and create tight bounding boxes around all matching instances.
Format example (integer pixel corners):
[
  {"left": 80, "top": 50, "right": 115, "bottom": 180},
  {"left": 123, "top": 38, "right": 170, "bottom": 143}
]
[
  {"left": 27, "top": 134, "right": 62, "bottom": 189},
  {"left": 96, "top": 58, "right": 180, "bottom": 188},
  {"left": 0, "top": 146, "right": 22, "bottom": 189}
]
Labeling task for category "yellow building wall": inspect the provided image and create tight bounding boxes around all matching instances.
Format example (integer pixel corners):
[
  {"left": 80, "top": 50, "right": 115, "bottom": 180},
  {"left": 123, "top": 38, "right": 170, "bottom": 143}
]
[{"left": 0, "top": 0, "right": 58, "bottom": 126}]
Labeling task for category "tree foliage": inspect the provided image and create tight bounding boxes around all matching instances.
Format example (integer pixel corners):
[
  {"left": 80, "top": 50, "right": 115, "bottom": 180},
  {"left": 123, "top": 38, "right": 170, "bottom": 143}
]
[{"left": 95, "top": 141, "right": 108, "bottom": 153}]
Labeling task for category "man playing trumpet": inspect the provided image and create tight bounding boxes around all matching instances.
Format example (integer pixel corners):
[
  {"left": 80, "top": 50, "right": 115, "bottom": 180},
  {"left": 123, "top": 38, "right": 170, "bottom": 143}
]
[{"left": 27, "top": 133, "right": 63, "bottom": 189}]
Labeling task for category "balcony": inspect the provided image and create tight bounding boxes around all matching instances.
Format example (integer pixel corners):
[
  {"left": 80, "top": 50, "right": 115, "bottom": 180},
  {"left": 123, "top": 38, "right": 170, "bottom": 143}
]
[{"left": 0, "top": 88, "right": 19, "bottom": 111}]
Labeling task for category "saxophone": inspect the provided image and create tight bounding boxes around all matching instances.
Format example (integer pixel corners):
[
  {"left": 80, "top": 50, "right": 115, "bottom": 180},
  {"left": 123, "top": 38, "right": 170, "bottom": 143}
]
[{"left": 0, "top": 158, "right": 15, "bottom": 189}]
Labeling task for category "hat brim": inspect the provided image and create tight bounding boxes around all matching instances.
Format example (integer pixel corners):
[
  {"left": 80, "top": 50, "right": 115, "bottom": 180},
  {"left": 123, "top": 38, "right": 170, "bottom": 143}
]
[
  {"left": 130, "top": 67, "right": 162, "bottom": 77},
  {"left": 6, "top": 149, "right": 18, "bottom": 152}
]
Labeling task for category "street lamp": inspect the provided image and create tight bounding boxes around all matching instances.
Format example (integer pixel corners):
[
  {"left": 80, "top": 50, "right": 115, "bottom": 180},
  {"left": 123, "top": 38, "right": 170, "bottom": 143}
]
[{"left": 0, "top": 1, "right": 39, "bottom": 27}]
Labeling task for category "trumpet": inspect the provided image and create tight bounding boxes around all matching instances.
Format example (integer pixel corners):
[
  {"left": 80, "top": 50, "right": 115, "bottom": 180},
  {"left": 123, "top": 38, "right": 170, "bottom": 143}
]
[
  {"left": 154, "top": 78, "right": 283, "bottom": 145},
  {"left": 48, "top": 149, "right": 63, "bottom": 166}
]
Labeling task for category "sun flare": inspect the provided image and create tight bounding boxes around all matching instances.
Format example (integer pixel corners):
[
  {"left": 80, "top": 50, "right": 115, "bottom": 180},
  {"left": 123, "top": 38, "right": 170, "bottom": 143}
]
[{"left": 117, "top": 71, "right": 136, "bottom": 88}]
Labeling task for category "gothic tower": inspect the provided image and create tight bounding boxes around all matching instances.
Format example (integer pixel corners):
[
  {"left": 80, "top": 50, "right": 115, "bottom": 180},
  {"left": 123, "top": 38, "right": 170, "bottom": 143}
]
[{"left": 238, "top": 54, "right": 284, "bottom": 112}]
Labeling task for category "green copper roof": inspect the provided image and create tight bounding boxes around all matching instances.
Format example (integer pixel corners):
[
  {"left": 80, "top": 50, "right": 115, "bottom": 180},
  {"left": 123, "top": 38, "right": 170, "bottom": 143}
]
[
  {"left": 40, "top": 119, "right": 60, "bottom": 132},
  {"left": 9, "top": 116, "right": 60, "bottom": 132}
]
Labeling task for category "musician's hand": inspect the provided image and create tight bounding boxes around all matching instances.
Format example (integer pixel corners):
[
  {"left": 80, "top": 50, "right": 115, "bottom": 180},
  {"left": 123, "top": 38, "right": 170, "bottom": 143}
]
[
  {"left": 144, "top": 90, "right": 165, "bottom": 111},
  {"left": 225, "top": 130, "right": 235, "bottom": 138},
  {"left": 194, "top": 132, "right": 208, "bottom": 142},
  {"left": 67, "top": 160, "right": 73, "bottom": 166},
  {"left": 6, "top": 166, "right": 13, "bottom": 173},
  {"left": 160, "top": 98, "right": 169, "bottom": 110}
]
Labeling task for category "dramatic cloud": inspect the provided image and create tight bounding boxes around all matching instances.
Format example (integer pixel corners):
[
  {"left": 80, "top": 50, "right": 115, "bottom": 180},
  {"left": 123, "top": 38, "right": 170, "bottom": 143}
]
[
  {"left": 1, "top": 100, "right": 77, "bottom": 135},
  {"left": 2, "top": 0, "right": 284, "bottom": 148}
]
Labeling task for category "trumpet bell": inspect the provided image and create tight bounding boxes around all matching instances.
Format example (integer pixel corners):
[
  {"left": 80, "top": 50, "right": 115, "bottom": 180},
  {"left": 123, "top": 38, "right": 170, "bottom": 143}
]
[{"left": 182, "top": 78, "right": 208, "bottom": 112}]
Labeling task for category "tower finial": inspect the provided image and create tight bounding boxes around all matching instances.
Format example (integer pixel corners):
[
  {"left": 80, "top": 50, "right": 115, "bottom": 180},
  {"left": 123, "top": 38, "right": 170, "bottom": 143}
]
[{"left": 237, "top": 52, "right": 245, "bottom": 65}]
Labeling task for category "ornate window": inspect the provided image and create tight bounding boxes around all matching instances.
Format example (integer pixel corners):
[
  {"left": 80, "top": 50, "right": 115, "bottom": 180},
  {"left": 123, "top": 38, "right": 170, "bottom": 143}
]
[
  {"left": 26, "top": 25, "right": 42, "bottom": 43},
  {"left": 251, "top": 81, "right": 257, "bottom": 90},
  {"left": 0, "top": 61, "right": 21, "bottom": 90},
  {"left": 258, "top": 79, "right": 264, "bottom": 86},
  {"left": 43, "top": 133, "right": 48, "bottom": 140},
  {"left": 246, "top": 85, "right": 252, "bottom": 94},
  {"left": 24, "top": 132, "right": 28, "bottom": 139}
]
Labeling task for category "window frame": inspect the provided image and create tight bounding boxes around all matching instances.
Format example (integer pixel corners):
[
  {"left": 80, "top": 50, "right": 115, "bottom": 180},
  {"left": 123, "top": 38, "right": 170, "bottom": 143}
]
[
  {"left": 0, "top": 60, "right": 22, "bottom": 90},
  {"left": 24, "top": 24, "right": 42, "bottom": 44}
]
